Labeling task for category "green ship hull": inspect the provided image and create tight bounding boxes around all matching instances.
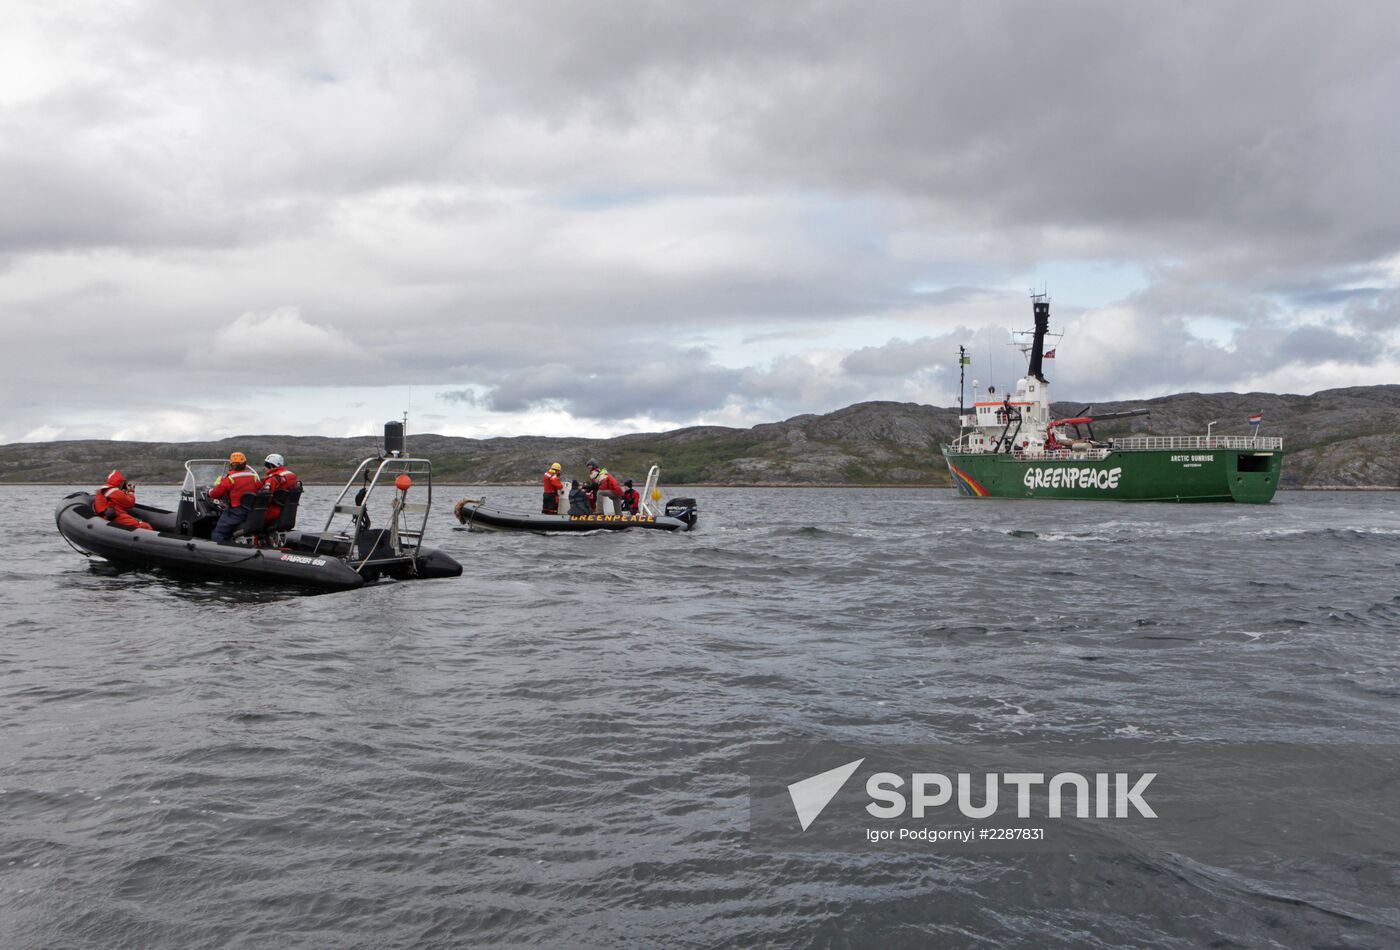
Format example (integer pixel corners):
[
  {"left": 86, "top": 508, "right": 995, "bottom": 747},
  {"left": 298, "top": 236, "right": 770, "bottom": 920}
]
[{"left": 943, "top": 444, "right": 1283, "bottom": 503}]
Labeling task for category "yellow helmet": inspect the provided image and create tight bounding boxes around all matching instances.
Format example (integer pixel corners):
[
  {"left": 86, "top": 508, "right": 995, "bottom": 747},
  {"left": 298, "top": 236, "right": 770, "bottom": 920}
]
[
  {"left": 229, "top": 451, "right": 247, "bottom": 464},
  {"left": 549, "top": 462, "right": 562, "bottom": 472}
]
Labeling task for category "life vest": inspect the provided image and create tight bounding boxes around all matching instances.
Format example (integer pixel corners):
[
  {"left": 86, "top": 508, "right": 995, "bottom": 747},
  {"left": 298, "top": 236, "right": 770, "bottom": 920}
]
[
  {"left": 261, "top": 466, "right": 298, "bottom": 520},
  {"left": 211, "top": 467, "right": 262, "bottom": 506},
  {"left": 94, "top": 484, "right": 125, "bottom": 517},
  {"left": 262, "top": 466, "right": 298, "bottom": 491},
  {"left": 94, "top": 484, "right": 148, "bottom": 528},
  {"left": 542, "top": 471, "right": 564, "bottom": 493}
]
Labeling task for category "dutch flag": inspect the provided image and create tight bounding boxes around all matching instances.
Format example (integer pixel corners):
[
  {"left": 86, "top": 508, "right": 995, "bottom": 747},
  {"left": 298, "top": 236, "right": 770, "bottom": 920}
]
[{"left": 1248, "top": 412, "right": 1263, "bottom": 431}]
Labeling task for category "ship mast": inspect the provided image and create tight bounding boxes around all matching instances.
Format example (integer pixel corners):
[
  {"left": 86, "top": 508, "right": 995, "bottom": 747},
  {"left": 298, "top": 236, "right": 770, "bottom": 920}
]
[
  {"left": 1026, "top": 293, "right": 1050, "bottom": 384},
  {"left": 958, "top": 344, "right": 968, "bottom": 415}
]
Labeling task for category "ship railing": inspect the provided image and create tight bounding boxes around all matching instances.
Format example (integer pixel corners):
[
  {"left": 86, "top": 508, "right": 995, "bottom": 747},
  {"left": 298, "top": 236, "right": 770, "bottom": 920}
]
[
  {"left": 1021, "top": 447, "right": 1111, "bottom": 461},
  {"left": 1110, "top": 436, "right": 1284, "bottom": 451}
]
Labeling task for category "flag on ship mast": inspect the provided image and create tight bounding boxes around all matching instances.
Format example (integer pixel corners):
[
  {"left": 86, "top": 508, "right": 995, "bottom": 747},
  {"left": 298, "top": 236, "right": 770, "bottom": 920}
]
[{"left": 1248, "top": 411, "right": 1263, "bottom": 432}]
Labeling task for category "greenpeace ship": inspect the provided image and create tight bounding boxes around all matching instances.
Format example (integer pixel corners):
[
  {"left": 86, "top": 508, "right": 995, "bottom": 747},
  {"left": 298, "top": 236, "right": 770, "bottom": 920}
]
[{"left": 941, "top": 296, "right": 1283, "bottom": 503}]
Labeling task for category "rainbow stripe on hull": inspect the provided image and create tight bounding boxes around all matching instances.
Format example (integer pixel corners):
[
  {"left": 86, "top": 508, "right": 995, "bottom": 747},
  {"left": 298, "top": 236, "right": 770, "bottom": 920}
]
[{"left": 946, "top": 460, "right": 991, "bottom": 497}]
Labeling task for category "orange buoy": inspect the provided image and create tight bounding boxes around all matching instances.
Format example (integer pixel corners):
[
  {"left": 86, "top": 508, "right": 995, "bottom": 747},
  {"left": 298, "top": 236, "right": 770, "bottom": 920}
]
[{"left": 395, "top": 474, "right": 413, "bottom": 491}]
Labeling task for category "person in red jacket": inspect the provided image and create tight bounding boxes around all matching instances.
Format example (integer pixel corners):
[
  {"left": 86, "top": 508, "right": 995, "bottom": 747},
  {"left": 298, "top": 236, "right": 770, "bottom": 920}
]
[
  {"left": 541, "top": 461, "right": 564, "bottom": 514},
  {"left": 260, "top": 453, "right": 299, "bottom": 523},
  {"left": 621, "top": 479, "right": 640, "bottom": 515},
  {"left": 93, "top": 470, "right": 152, "bottom": 530},
  {"left": 590, "top": 465, "right": 624, "bottom": 514},
  {"left": 208, "top": 451, "right": 263, "bottom": 541}
]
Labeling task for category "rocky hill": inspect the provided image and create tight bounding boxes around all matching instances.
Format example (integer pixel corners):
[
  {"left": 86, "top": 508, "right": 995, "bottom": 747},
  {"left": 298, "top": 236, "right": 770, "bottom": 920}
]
[{"left": 2, "top": 385, "right": 1398, "bottom": 488}]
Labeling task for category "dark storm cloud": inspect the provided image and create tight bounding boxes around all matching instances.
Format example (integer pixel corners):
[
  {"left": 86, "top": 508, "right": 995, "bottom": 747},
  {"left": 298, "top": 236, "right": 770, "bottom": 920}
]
[
  {"left": 1273, "top": 325, "right": 1381, "bottom": 366},
  {"left": 3, "top": 1, "right": 1399, "bottom": 440},
  {"left": 1059, "top": 284, "right": 1399, "bottom": 403},
  {"left": 417, "top": 0, "right": 1400, "bottom": 275},
  {"left": 479, "top": 350, "right": 742, "bottom": 418},
  {"left": 1340, "top": 290, "right": 1400, "bottom": 335},
  {"left": 438, "top": 389, "right": 482, "bottom": 407},
  {"left": 841, "top": 333, "right": 974, "bottom": 378},
  {"left": 20, "top": 0, "right": 1398, "bottom": 268},
  {"left": 434, "top": 344, "right": 937, "bottom": 424}
]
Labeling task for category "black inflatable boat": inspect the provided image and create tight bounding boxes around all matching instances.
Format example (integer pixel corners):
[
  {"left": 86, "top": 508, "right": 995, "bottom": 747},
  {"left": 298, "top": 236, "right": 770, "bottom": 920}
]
[
  {"left": 454, "top": 499, "right": 697, "bottom": 533},
  {"left": 453, "top": 465, "right": 698, "bottom": 533},
  {"left": 57, "top": 433, "right": 462, "bottom": 591}
]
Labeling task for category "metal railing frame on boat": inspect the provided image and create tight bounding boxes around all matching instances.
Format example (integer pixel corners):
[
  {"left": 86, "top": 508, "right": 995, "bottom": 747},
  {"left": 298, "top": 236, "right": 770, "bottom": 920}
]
[
  {"left": 1110, "top": 436, "right": 1284, "bottom": 451},
  {"left": 1013, "top": 447, "right": 1112, "bottom": 461},
  {"left": 639, "top": 464, "right": 663, "bottom": 517},
  {"left": 320, "top": 456, "right": 435, "bottom": 559},
  {"left": 949, "top": 435, "right": 1283, "bottom": 458}
]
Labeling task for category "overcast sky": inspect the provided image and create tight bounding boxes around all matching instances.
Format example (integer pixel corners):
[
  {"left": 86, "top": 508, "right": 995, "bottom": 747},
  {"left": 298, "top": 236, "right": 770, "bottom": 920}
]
[{"left": 3, "top": 0, "right": 1398, "bottom": 444}]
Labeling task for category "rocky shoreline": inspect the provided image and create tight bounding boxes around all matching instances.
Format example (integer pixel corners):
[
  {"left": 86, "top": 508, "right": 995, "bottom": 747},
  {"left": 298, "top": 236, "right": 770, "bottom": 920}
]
[{"left": 4, "top": 384, "right": 1399, "bottom": 489}]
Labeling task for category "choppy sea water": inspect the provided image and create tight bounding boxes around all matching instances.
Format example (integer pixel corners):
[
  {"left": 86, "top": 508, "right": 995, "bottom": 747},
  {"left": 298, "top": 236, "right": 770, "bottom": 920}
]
[{"left": 3, "top": 484, "right": 1398, "bottom": 948}]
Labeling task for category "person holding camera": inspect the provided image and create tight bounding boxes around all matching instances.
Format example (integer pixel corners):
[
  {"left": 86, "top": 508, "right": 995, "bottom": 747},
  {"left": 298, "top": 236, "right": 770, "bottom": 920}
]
[{"left": 93, "top": 469, "right": 152, "bottom": 530}]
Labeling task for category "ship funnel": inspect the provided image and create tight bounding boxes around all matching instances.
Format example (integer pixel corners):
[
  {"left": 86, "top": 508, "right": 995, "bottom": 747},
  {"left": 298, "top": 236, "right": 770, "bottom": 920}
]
[{"left": 1027, "top": 297, "right": 1050, "bottom": 384}]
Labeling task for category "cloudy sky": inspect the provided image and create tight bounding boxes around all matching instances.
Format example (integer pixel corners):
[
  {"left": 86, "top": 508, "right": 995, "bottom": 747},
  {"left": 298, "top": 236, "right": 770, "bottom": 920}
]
[{"left": 3, "top": 0, "right": 1398, "bottom": 444}]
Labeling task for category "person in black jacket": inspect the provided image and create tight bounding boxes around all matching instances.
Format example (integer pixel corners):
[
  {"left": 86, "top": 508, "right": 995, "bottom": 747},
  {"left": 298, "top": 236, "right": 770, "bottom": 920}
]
[
  {"left": 567, "top": 480, "right": 593, "bottom": 515},
  {"left": 621, "top": 479, "right": 640, "bottom": 514}
]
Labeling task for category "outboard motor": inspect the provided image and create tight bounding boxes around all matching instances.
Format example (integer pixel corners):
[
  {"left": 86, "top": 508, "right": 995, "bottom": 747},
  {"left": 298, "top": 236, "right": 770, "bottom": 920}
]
[
  {"left": 664, "top": 497, "right": 699, "bottom": 529},
  {"left": 384, "top": 420, "right": 405, "bottom": 457}
]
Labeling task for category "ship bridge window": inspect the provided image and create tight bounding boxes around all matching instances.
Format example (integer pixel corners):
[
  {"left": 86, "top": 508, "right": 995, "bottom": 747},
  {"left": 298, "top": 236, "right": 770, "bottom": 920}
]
[{"left": 1236, "top": 454, "right": 1271, "bottom": 473}]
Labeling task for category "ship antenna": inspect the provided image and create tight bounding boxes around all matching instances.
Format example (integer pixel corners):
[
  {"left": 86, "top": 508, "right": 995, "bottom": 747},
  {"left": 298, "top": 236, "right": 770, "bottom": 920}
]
[{"left": 986, "top": 328, "right": 994, "bottom": 395}]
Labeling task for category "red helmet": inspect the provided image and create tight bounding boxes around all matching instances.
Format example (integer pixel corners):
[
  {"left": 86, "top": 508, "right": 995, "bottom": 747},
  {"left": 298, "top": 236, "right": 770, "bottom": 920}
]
[{"left": 105, "top": 469, "right": 126, "bottom": 487}]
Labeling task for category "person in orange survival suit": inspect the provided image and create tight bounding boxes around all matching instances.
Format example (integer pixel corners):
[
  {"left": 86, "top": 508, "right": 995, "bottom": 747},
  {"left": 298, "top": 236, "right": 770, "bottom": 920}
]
[
  {"left": 208, "top": 451, "right": 263, "bottom": 541},
  {"left": 93, "top": 470, "right": 153, "bottom": 530},
  {"left": 541, "top": 461, "right": 564, "bottom": 514},
  {"left": 259, "top": 453, "right": 299, "bottom": 524}
]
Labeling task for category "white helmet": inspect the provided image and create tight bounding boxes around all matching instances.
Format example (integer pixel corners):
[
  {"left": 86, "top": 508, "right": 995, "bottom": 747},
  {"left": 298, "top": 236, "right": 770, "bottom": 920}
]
[{"left": 264, "top": 453, "right": 285, "bottom": 467}]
